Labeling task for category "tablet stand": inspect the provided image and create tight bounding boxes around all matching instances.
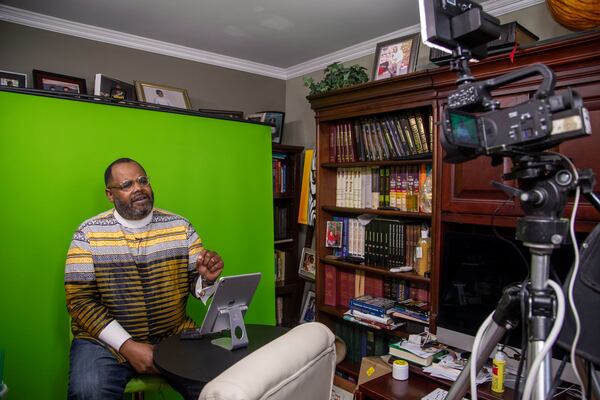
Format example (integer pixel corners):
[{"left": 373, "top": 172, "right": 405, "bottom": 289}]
[{"left": 210, "top": 304, "right": 249, "bottom": 350}]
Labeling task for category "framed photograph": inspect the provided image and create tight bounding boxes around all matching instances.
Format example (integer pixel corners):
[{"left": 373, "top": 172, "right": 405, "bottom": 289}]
[
  {"left": 32, "top": 69, "right": 87, "bottom": 94},
  {"left": 134, "top": 81, "right": 192, "bottom": 110},
  {"left": 298, "top": 247, "right": 316, "bottom": 281},
  {"left": 247, "top": 111, "right": 285, "bottom": 144},
  {"left": 372, "top": 33, "right": 420, "bottom": 81},
  {"left": 0, "top": 70, "right": 27, "bottom": 88},
  {"left": 299, "top": 290, "right": 316, "bottom": 324},
  {"left": 325, "top": 220, "right": 342, "bottom": 248},
  {"left": 198, "top": 109, "right": 244, "bottom": 119},
  {"left": 94, "top": 74, "right": 136, "bottom": 101}
]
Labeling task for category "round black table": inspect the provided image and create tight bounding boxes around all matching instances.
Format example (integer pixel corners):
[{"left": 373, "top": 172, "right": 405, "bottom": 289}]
[{"left": 153, "top": 324, "right": 289, "bottom": 383}]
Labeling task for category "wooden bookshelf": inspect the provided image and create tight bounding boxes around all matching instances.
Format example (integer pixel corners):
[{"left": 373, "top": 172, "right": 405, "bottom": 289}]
[
  {"left": 309, "top": 84, "right": 439, "bottom": 370},
  {"left": 272, "top": 143, "right": 304, "bottom": 327}
]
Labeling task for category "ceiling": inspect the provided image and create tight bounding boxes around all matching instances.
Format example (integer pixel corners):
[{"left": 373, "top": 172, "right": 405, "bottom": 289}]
[{"left": 0, "top": 0, "right": 541, "bottom": 79}]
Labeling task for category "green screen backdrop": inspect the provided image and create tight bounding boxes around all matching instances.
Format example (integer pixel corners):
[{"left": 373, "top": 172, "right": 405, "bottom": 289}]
[{"left": 0, "top": 90, "right": 275, "bottom": 399}]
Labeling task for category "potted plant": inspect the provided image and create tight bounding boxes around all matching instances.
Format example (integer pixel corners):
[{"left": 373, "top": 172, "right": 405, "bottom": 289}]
[{"left": 303, "top": 62, "right": 369, "bottom": 96}]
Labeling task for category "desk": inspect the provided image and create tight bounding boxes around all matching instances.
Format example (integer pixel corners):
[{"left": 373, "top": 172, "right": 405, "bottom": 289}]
[
  {"left": 154, "top": 324, "right": 288, "bottom": 383},
  {"left": 355, "top": 366, "right": 513, "bottom": 400}
]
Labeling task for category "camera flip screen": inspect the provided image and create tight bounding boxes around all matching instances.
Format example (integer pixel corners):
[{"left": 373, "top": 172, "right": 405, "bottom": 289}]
[{"left": 449, "top": 110, "right": 480, "bottom": 147}]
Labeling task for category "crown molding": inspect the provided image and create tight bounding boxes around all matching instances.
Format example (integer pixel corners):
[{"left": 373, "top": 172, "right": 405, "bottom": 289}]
[
  {"left": 0, "top": 4, "right": 287, "bottom": 79},
  {"left": 0, "top": 0, "right": 547, "bottom": 81},
  {"left": 285, "top": 0, "right": 546, "bottom": 79},
  {"left": 481, "top": 0, "right": 545, "bottom": 15}
]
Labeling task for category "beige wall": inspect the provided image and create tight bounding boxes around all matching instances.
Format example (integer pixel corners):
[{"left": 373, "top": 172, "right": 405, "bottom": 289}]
[
  {"left": 283, "top": 2, "right": 573, "bottom": 150},
  {"left": 0, "top": 21, "right": 286, "bottom": 115}
]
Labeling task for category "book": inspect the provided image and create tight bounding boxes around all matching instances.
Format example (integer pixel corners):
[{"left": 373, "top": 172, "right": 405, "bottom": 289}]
[
  {"left": 388, "top": 339, "right": 447, "bottom": 367},
  {"left": 349, "top": 295, "right": 395, "bottom": 318}
]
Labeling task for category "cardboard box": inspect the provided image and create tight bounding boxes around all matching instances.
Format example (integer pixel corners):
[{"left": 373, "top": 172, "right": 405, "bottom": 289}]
[{"left": 357, "top": 355, "right": 393, "bottom": 386}]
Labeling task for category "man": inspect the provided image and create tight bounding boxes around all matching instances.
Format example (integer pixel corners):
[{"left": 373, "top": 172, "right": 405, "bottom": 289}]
[
  {"left": 153, "top": 89, "right": 173, "bottom": 106},
  {"left": 65, "top": 158, "right": 224, "bottom": 400}
]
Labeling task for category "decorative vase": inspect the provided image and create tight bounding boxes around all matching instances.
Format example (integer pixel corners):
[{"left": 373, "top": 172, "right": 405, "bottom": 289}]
[{"left": 546, "top": 0, "right": 600, "bottom": 30}]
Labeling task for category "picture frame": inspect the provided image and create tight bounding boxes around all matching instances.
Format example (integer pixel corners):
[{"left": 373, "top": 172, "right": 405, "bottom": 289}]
[
  {"left": 198, "top": 109, "right": 244, "bottom": 119},
  {"left": 298, "top": 247, "right": 316, "bottom": 281},
  {"left": 0, "top": 70, "right": 27, "bottom": 88},
  {"left": 325, "top": 220, "right": 342, "bottom": 248},
  {"left": 134, "top": 81, "right": 192, "bottom": 110},
  {"left": 372, "top": 33, "right": 420, "bottom": 81},
  {"left": 247, "top": 111, "right": 285, "bottom": 144},
  {"left": 32, "top": 69, "right": 87, "bottom": 94},
  {"left": 94, "top": 74, "right": 136, "bottom": 101},
  {"left": 299, "top": 290, "right": 316, "bottom": 324}
]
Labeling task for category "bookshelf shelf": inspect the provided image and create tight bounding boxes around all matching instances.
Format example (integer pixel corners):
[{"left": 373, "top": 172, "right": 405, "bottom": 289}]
[
  {"left": 322, "top": 206, "right": 431, "bottom": 219},
  {"left": 318, "top": 305, "right": 412, "bottom": 340},
  {"left": 273, "top": 192, "right": 295, "bottom": 199},
  {"left": 274, "top": 238, "right": 294, "bottom": 245},
  {"left": 322, "top": 156, "right": 432, "bottom": 169},
  {"left": 320, "top": 256, "right": 430, "bottom": 283}
]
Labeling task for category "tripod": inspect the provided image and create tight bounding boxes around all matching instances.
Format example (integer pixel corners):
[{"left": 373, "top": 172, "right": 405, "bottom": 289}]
[{"left": 445, "top": 152, "right": 598, "bottom": 400}]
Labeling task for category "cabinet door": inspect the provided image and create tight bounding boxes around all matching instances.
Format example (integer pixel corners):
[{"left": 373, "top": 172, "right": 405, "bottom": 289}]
[
  {"left": 440, "top": 94, "right": 528, "bottom": 216},
  {"left": 556, "top": 82, "right": 600, "bottom": 222}
]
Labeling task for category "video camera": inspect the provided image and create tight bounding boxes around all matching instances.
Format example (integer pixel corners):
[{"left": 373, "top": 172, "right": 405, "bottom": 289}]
[{"left": 418, "top": 0, "right": 592, "bottom": 164}]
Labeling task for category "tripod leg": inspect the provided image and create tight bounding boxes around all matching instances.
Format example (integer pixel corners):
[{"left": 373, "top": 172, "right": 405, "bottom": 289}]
[{"left": 446, "top": 321, "right": 508, "bottom": 400}]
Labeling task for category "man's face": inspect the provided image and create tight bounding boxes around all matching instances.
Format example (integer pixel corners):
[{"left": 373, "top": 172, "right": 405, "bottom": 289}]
[{"left": 105, "top": 162, "right": 154, "bottom": 220}]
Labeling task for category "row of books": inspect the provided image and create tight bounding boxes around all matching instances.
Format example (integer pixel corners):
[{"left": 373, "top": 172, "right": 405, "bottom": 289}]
[
  {"left": 335, "top": 321, "right": 390, "bottom": 364},
  {"left": 335, "top": 165, "right": 431, "bottom": 212},
  {"left": 323, "top": 265, "right": 429, "bottom": 309},
  {"left": 350, "top": 295, "right": 430, "bottom": 325},
  {"left": 345, "top": 295, "right": 404, "bottom": 331},
  {"left": 273, "top": 204, "right": 289, "bottom": 240},
  {"left": 389, "top": 338, "right": 447, "bottom": 367},
  {"left": 274, "top": 249, "right": 287, "bottom": 283},
  {"left": 330, "top": 215, "right": 428, "bottom": 270},
  {"left": 272, "top": 156, "right": 288, "bottom": 194},
  {"left": 328, "top": 110, "right": 433, "bottom": 163}
]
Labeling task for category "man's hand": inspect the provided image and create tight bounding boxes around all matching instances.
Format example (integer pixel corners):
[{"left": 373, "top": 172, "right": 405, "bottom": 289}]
[
  {"left": 197, "top": 249, "right": 224, "bottom": 283},
  {"left": 120, "top": 339, "right": 159, "bottom": 374}
]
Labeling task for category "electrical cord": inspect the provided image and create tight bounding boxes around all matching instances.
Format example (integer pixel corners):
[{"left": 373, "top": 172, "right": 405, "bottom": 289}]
[
  {"left": 514, "top": 279, "right": 529, "bottom": 400},
  {"left": 491, "top": 197, "right": 530, "bottom": 277},
  {"left": 554, "top": 152, "right": 587, "bottom": 399},
  {"left": 521, "top": 279, "right": 565, "bottom": 400}
]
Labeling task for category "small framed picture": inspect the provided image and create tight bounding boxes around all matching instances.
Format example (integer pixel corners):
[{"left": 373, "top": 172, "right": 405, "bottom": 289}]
[
  {"left": 372, "top": 33, "right": 420, "bottom": 81},
  {"left": 247, "top": 111, "right": 285, "bottom": 144},
  {"left": 299, "top": 290, "right": 316, "bottom": 324},
  {"left": 325, "top": 221, "right": 343, "bottom": 248},
  {"left": 33, "top": 69, "right": 87, "bottom": 94},
  {"left": 134, "top": 81, "right": 192, "bottom": 110},
  {"left": 299, "top": 247, "right": 316, "bottom": 281},
  {"left": 0, "top": 70, "right": 27, "bottom": 88},
  {"left": 198, "top": 109, "right": 244, "bottom": 119},
  {"left": 94, "top": 74, "right": 136, "bottom": 101}
]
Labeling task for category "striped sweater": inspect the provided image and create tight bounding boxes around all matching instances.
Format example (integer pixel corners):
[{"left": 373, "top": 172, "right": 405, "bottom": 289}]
[{"left": 65, "top": 208, "right": 203, "bottom": 357}]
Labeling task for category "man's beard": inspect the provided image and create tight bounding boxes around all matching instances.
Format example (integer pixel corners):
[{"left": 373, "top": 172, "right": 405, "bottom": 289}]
[{"left": 114, "top": 191, "right": 154, "bottom": 220}]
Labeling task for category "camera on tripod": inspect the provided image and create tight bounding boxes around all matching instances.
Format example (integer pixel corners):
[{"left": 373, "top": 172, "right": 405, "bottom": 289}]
[{"left": 419, "top": 0, "right": 592, "bottom": 164}]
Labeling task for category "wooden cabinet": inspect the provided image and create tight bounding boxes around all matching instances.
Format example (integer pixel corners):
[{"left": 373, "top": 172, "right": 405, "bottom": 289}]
[
  {"left": 436, "top": 31, "right": 600, "bottom": 229},
  {"left": 272, "top": 143, "right": 304, "bottom": 327},
  {"left": 308, "top": 30, "right": 600, "bottom": 381}
]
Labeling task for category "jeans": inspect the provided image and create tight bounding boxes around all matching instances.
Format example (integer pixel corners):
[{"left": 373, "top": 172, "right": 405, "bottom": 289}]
[{"left": 68, "top": 339, "right": 204, "bottom": 400}]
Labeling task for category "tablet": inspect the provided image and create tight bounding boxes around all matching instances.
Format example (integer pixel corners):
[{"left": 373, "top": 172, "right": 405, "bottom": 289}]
[{"left": 198, "top": 272, "right": 261, "bottom": 337}]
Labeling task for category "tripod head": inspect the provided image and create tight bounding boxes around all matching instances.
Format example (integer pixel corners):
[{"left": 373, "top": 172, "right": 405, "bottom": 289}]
[{"left": 492, "top": 153, "right": 596, "bottom": 249}]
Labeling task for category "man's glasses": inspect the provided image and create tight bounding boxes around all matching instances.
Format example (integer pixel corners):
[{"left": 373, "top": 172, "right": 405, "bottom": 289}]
[{"left": 107, "top": 176, "right": 150, "bottom": 191}]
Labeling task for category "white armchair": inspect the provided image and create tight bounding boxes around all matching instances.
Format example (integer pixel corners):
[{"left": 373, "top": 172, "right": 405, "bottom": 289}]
[{"left": 199, "top": 322, "right": 336, "bottom": 400}]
